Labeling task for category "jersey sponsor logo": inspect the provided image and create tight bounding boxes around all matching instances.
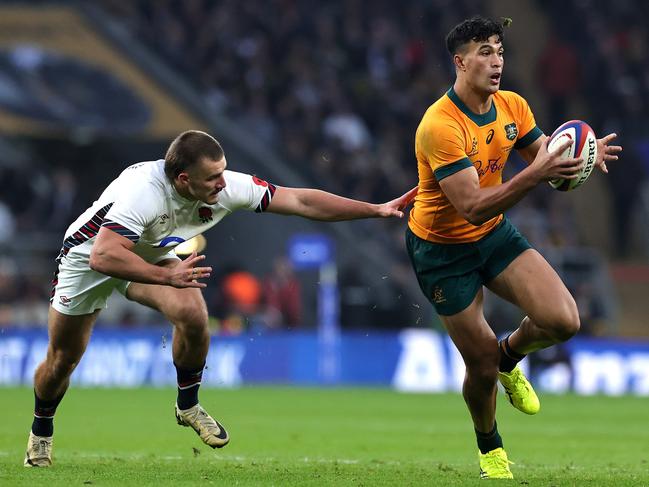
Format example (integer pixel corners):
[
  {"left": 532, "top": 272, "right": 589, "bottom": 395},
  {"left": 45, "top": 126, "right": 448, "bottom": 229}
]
[
  {"left": 486, "top": 129, "right": 495, "bottom": 144},
  {"left": 198, "top": 207, "right": 213, "bottom": 223},
  {"left": 475, "top": 157, "right": 504, "bottom": 177},
  {"left": 504, "top": 122, "right": 518, "bottom": 141},
  {"left": 158, "top": 213, "right": 169, "bottom": 225},
  {"left": 468, "top": 137, "right": 479, "bottom": 156},
  {"left": 157, "top": 236, "right": 185, "bottom": 248}
]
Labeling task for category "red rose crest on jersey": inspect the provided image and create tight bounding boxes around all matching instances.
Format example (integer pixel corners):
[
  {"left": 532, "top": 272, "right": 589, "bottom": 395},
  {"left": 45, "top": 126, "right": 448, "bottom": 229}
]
[
  {"left": 252, "top": 175, "right": 269, "bottom": 187},
  {"left": 198, "top": 206, "right": 213, "bottom": 223}
]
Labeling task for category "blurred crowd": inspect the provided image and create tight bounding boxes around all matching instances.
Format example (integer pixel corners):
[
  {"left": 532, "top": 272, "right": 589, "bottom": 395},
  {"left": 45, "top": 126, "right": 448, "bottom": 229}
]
[
  {"left": 2, "top": 0, "right": 647, "bottom": 333},
  {"left": 100, "top": 0, "right": 473, "bottom": 203},
  {"left": 536, "top": 0, "right": 649, "bottom": 258}
]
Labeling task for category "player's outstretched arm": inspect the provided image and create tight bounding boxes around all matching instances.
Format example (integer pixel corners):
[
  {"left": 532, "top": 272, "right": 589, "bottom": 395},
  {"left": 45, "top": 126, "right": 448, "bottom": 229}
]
[
  {"left": 379, "top": 186, "right": 419, "bottom": 218},
  {"left": 266, "top": 186, "right": 418, "bottom": 221},
  {"left": 440, "top": 138, "right": 580, "bottom": 226},
  {"left": 90, "top": 227, "right": 211, "bottom": 288}
]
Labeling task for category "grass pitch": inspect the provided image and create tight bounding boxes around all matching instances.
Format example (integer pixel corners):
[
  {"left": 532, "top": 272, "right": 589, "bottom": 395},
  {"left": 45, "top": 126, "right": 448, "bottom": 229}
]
[{"left": 0, "top": 387, "right": 647, "bottom": 486}]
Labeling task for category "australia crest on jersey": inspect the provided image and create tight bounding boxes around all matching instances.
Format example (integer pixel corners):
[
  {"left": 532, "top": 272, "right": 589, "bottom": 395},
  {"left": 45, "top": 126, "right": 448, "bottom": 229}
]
[
  {"left": 198, "top": 206, "right": 213, "bottom": 223},
  {"left": 504, "top": 122, "right": 518, "bottom": 141}
]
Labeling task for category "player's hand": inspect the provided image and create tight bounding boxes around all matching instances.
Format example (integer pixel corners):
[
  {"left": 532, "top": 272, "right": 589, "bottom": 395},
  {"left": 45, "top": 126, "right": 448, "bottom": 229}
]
[
  {"left": 595, "top": 133, "right": 623, "bottom": 174},
  {"left": 377, "top": 186, "right": 418, "bottom": 218},
  {"left": 530, "top": 137, "right": 584, "bottom": 182},
  {"left": 167, "top": 252, "right": 212, "bottom": 288}
]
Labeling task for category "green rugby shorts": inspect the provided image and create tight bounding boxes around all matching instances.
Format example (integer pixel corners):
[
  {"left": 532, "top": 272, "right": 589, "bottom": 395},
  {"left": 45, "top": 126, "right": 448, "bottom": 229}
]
[{"left": 405, "top": 218, "right": 532, "bottom": 316}]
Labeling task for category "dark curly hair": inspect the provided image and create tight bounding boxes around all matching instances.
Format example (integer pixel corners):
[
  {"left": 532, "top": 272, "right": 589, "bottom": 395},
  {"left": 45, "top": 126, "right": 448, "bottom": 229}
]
[{"left": 446, "top": 16, "right": 511, "bottom": 55}]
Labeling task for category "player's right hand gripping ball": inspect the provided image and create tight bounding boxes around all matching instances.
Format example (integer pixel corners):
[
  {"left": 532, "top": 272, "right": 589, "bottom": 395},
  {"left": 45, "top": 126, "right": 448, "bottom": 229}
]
[{"left": 548, "top": 120, "right": 598, "bottom": 191}]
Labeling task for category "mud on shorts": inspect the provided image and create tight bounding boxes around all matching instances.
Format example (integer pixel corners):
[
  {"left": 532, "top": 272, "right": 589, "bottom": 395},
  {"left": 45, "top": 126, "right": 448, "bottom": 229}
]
[{"left": 405, "top": 218, "right": 532, "bottom": 316}]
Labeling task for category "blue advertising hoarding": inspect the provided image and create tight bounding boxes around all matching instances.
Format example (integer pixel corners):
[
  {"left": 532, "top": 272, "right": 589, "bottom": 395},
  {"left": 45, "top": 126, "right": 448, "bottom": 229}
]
[{"left": 1, "top": 327, "right": 648, "bottom": 396}]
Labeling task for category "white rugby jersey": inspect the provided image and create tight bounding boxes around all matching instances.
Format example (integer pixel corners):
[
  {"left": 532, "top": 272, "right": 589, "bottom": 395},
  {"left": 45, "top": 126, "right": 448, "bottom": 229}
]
[{"left": 57, "top": 159, "right": 276, "bottom": 268}]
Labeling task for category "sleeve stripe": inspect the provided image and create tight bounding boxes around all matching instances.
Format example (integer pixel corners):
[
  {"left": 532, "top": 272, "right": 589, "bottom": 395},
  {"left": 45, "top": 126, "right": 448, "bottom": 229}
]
[
  {"left": 64, "top": 239, "right": 81, "bottom": 248},
  {"left": 433, "top": 158, "right": 474, "bottom": 181},
  {"left": 255, "top": 183, "right": 277, "bottom": 213},
  {"left": 514, "top": 126, "right": 543, "bottom": 150},
  {"left": 57, "top": 203, "right": 115, "bottom": 257},
  {"left": 101, "top": 219, "right": 140, "bottom": 242},
  {"left": 79, "top": 226, "right": 95, "bottom": 238}
]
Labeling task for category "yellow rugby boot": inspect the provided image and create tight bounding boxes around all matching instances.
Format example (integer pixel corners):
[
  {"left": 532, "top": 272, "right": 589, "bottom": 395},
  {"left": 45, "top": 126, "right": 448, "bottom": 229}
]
[
  {"left": 498, "top": 365, "right": 540, "bottom": 415},
  {"left": 479, "top": 447, "right": 514, "bottom": 479}
]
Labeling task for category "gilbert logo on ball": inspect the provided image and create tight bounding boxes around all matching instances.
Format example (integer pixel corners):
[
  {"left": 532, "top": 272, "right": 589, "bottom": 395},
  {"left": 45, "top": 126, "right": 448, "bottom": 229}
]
[{"left": 548, "top": 120, "right": 598, "bottom": 191}]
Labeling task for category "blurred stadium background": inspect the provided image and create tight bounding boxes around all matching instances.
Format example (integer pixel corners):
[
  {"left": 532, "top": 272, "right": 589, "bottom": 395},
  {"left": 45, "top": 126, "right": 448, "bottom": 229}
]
[{"left": 1, "top": 0, "right": 648, "bottom": 398}]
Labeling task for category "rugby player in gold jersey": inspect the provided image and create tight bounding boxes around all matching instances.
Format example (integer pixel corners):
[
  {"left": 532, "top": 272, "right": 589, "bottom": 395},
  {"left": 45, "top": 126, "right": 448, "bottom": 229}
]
[{"left": 406, "top": 16, "right": 621, "bottom": 479}]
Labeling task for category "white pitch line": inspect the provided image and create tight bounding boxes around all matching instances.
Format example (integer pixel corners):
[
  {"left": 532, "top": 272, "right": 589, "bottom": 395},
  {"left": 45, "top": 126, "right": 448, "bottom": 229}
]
[
  {"left": 0, "top": 450, "right": 404, "bottom": 466},
  {"left": 301, "top": 457, "right": 360, "bottom": 465}
]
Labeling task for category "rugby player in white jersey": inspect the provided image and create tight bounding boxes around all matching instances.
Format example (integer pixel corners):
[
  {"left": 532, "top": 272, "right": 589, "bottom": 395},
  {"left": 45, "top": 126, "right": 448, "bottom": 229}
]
[{"left": 24, "top": 130, "right": 418, "bottom": 467}]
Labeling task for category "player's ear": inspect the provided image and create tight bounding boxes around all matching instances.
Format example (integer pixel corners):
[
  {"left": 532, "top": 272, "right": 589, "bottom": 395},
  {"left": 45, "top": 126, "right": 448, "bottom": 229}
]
[
  {"left": 453, "top": 53, "right": 466, "bottom": 71},
  {"left": 177, "top": 172, "right": 190, "bottom": 185}
]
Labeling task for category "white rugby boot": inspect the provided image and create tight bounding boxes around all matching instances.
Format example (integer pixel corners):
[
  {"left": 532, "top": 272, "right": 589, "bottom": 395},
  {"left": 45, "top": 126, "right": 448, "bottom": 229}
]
[
  {"left": 175, "top": 403, "right": 229, "bottom": 448},
  {"left": 24, "top": 431, "right": 53, "bottom": 467}
]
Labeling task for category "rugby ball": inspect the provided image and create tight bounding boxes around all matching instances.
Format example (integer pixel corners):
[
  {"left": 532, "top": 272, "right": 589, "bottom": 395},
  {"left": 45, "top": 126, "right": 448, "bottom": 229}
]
[{"left": 548, "top": 120, "right": 598, "bottom": 191}]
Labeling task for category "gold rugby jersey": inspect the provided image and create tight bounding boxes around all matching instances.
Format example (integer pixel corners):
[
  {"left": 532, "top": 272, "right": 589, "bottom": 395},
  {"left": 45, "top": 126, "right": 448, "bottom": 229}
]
[{"left": 409, "top": 88, "right": 542, "bottom": 243}]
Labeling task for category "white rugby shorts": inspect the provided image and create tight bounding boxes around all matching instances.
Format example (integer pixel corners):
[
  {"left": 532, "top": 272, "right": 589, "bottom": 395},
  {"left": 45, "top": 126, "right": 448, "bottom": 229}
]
[
  {"left": 50, "top": 252, "right": 178, "bottom": 316},
  {"left": 50, "top": 266, "right": 130, "bottom": 316}
]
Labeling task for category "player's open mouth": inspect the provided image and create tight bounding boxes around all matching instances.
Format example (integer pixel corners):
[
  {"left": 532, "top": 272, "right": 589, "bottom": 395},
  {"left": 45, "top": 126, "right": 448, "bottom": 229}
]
[{"left": 490, "top": 73, "right": 501, "bottom": 84}]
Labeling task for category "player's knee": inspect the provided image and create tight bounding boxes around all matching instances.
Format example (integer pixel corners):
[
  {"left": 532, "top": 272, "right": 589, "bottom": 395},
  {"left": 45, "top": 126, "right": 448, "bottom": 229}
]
[
  {"left": 541, "top": 299, "right": 580, "bottom": 343},
  {"left": 170, "top": 300, "right": 209, "bottom": 340},
  {"left": 466, "top": 364, "right": 499, "bottom": 390},
  {"left": 554, "top": 306, "right": 580, "bottom": 342},
  {"left": 168, "top": 298, "right": 209, "bottom": 328},
  {"left": 49, "top": 349, "right": 82, "bottom": 379},
  {"left": 464, "top": 350, "right": 500, "bottom": 387}
]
